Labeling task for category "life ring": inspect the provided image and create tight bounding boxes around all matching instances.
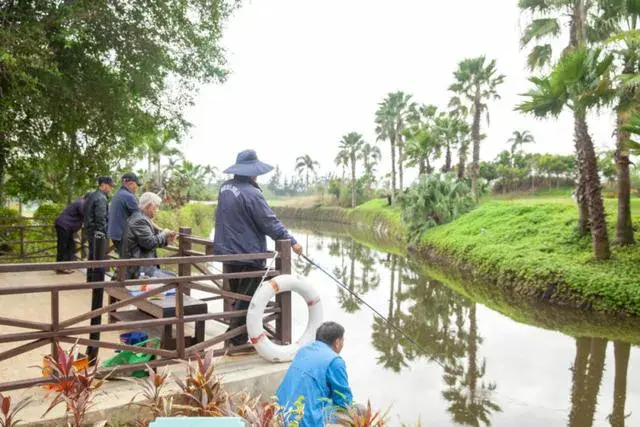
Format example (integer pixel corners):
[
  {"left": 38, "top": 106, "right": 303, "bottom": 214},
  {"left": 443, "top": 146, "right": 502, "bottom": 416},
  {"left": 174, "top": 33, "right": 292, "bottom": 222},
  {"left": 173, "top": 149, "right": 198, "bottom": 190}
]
[{"left": 246, "top": 274, "right": 323, "bottom": 362}]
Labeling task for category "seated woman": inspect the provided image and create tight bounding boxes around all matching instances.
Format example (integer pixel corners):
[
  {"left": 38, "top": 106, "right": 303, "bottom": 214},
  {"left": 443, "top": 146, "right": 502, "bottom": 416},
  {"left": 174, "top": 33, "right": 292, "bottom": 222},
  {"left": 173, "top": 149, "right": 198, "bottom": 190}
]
[{"left": 121, "top": 192, "right": 177, "bottom": 280}]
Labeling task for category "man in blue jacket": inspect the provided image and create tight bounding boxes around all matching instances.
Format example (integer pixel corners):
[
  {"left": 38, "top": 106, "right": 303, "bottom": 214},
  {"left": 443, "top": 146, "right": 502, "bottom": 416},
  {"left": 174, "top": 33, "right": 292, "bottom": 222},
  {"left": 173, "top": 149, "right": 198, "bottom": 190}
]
[
  {"left": 213, "top": 149, "right": 302, "bottom": 347},
  {"left": 54, "top": 192, "right": 90, "bottom": 274},
  {"left": 277, "top": 322, "right": 354, "bottom": 426},
  {"left": 108, "top": 172, "right": 140, "bottom": 255}
]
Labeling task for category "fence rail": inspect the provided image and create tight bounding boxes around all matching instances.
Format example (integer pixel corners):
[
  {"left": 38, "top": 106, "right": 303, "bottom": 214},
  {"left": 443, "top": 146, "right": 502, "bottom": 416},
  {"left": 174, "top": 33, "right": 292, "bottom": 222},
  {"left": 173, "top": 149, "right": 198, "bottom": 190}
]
[{"left": 0, "top": 222, "right": 292, "bottom": 392}]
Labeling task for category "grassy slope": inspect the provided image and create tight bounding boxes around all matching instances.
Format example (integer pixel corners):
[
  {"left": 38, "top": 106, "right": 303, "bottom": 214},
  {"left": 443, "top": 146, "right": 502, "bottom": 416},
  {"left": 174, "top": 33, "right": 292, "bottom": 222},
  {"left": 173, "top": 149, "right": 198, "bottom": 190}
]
[{"left": 421, "top": 198, "right": 640, "bottom": 314}]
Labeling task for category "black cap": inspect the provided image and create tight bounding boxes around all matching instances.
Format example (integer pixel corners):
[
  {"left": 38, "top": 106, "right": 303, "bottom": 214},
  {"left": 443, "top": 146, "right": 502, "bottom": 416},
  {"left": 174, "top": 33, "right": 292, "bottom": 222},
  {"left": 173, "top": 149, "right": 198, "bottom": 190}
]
[
  {"left": 121, "top": 172, "right": 140, "bottom": 185},
  {"left": 98, "top": 176, "right": 114, "bottom": 186}
]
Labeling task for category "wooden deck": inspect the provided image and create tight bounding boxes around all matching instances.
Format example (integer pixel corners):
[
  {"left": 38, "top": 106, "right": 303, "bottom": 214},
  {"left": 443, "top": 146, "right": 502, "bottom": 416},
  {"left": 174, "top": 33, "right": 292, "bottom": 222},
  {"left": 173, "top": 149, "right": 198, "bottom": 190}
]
[{"left": 0, "top": 270, "right": 231, "bottom": 383}]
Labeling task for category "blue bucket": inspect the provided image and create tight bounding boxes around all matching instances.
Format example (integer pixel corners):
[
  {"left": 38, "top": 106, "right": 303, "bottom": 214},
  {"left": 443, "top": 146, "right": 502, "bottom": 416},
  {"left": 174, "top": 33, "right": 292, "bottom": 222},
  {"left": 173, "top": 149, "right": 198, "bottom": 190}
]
[{"left": 120, "top": 332, "right": 148, "bottom": 346}]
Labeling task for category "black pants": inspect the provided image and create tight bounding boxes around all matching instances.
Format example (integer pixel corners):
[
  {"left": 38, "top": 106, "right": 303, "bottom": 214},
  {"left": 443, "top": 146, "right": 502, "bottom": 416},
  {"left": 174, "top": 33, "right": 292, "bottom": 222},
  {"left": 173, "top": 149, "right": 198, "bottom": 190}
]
[
  {"left": 55, "top": 226, "right": 75, "bottom": 263},
  {"left": 226, "top": 264, "right": 263, "bottom": 345}
]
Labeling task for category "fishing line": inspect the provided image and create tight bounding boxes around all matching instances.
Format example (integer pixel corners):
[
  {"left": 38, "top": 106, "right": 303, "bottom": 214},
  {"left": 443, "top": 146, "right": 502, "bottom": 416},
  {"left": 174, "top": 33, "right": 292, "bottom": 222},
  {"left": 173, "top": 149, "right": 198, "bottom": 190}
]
[{"left": 300, "top": 253, "right": 445, "bottom": 369}]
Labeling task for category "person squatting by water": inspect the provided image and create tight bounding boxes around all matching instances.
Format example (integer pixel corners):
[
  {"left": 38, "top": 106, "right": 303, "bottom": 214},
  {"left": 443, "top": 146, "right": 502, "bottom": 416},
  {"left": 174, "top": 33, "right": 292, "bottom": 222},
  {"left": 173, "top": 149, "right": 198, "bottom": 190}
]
[
  {"left": 54, "top": 192, "right": 90, "bottom": 274},
  {"left": 277, "top": 321, "right": 358, "bottom": 426},
  {"left": 213, "top": 149, "right": 303, "bottom": 348}
]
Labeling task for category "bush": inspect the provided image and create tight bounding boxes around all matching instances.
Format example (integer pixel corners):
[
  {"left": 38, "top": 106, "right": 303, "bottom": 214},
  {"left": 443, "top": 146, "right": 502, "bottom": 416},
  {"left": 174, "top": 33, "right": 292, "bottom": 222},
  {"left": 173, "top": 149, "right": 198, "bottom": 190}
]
[
  {"left": 399, "top": 173, "right": 475, "bottom": 242},
  {"left": 33, "top": 203, "right": 65, "bottom": 220}
]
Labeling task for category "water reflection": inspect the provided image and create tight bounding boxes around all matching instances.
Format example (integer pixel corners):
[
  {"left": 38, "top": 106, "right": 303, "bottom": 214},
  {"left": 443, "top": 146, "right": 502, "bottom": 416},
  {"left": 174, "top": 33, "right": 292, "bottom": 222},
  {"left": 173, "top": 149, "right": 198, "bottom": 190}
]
[{"left": 289, "top": 229, "right": 638, "bottom": 426}]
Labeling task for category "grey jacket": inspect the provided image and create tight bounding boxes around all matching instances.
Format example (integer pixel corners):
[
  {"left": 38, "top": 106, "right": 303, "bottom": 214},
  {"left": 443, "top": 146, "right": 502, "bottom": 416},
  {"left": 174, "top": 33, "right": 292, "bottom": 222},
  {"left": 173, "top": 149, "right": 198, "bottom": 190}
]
[{"left": 120, "top": 211, "right": 169, "bottom": 279}]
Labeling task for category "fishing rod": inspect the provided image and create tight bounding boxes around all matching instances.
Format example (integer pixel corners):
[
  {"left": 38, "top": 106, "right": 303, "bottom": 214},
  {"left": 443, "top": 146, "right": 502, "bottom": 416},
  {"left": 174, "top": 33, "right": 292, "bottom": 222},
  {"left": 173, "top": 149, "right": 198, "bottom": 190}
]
[{"left": 300, "top": 253, "right": 443, "bottom": 367}]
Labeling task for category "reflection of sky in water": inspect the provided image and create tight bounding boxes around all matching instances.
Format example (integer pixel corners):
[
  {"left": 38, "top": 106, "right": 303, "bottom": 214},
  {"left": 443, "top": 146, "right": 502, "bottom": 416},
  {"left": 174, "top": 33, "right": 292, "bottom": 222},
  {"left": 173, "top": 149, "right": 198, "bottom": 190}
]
[{"left": 266, "top": 228, "right": 640, "bottom": 427}]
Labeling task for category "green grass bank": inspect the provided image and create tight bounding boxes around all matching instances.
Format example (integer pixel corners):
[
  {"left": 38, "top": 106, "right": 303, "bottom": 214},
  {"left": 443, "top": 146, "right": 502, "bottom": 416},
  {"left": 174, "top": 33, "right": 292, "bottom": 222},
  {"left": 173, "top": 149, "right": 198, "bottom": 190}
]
[{"left": 275, "top": 197, "right": 640, "bottom": 316}]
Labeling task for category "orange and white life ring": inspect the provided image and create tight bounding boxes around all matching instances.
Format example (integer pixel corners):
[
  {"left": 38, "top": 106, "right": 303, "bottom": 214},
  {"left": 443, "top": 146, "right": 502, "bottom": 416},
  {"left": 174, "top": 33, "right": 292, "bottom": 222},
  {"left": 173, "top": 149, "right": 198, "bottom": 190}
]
[{"left": 246, "top": 274, "right": 323, "bottom": 362}]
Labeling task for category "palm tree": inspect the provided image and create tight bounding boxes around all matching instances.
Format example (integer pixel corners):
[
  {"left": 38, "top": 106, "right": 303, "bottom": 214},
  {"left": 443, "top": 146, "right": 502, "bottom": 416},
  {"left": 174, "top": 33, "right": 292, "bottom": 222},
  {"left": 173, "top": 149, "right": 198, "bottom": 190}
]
[
  {"left": 375, "top": 91, "right": 414, "bottom": 202},
  {"left": 359, "top": 143, "right": 381, "bottom": 191},
  {"left": 449, "top": 57, "right": 505, "bottom": 200},
  {"left": 404, "top": 104, "right": 441, "bottom": 175},
  {"left": 507, "top": 130, "right": 535, "bottom": 157},
  {"left": 594, "top": 1, "right": 640, "bottom": 244},
  {"left": 436, "top": 111, "right": 470, "bottom": 173},
  {"left": 147, "top": 130, "right": 183, "bottom": 189},
  {"left": 295, "top": 154, "right": 320, "bottom": 188},
  {"left": 337, "top": 132, "right": 365, "bottom": 208},
  {"left": 519, "top": 0, "right": 598, "bottom": 235},
  {"left": 518, "top": 47, "right": 613, "bottom": 260}
]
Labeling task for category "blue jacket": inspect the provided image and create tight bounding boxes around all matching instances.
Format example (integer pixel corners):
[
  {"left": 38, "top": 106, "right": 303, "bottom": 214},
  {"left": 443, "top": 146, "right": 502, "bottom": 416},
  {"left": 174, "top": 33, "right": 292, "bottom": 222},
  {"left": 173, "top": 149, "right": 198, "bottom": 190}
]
[
  {"left": 276, "top": 341, "right": 353, "bottom": 426},
  {"left": 55, "top": 198, "right": 85, "bottom": 233},
  {"left": 213, "top": 177, "right": 296, "bottom": 267},
  {"left": 108, "top": 186, "right": 138, "bottom": 241}
]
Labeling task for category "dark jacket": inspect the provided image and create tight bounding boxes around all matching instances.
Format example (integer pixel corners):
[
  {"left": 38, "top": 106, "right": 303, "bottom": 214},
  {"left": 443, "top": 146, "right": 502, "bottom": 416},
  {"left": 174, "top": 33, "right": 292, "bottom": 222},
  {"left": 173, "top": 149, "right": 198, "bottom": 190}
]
[
  {"left": 213, "top": 176, "right": 296, "bottom": 267},
  {"left": 121, "top": 211, "right": 169, "bottom": 279},
  {"left": 108, "top": 186, "right": 138, "bottom": 241},
  {"left": 83, "top": 189, "right": 109, "bottom": 238},
  {"left": 55, "top": 198, "right": 85, "bottom": 233}
]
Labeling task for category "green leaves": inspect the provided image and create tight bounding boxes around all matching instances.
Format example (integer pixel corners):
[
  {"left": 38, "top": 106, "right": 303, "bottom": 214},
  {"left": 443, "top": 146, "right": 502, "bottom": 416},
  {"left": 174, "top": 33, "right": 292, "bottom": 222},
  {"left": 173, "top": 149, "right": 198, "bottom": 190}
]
[{"left": 520, "top": 18, "right": 561, "bottom": 47}]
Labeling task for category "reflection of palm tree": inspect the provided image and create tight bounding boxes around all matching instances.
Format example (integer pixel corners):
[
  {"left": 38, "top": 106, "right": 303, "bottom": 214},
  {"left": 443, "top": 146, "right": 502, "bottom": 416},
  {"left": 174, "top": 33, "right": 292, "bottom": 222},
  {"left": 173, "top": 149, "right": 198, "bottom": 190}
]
[
  {"left": 293, "top": 235, "right": 313, "bottom": 277},
  {"left": 442, "top": 303, "right": 501, "bottom": 426},
  {"left": 336, "top": 239, "right": 361, "bottom": 313},
  {"left": 371, "top": 255, "right": 407, "bottom": 372},
  {"left": 609, "top": 341, "right": 630, "bottom": 427},
  {"left": 569, "top": 337, "right": 608, "bottom": 427}
]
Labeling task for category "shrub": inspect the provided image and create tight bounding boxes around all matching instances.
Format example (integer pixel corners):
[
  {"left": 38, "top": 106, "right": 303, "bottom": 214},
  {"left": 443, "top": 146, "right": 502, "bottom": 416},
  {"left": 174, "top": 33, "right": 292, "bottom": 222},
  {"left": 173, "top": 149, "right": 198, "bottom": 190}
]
[
  {"left": 399, "top": 173, "right": 475, "bottom": 242},
  {"left": 34, "top": 203, "right": 65, "bottom": 220}
]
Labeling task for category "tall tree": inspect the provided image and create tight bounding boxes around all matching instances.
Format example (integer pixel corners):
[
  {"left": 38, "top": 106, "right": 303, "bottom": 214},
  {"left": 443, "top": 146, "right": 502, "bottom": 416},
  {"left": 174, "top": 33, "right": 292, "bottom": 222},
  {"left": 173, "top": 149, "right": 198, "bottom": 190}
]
[
  {"left": 295, "top": 154, "right": 320, "bottom": 188},
  {"left": 449, "top": 57, "right": 505, "bottom": 200},
  {"left": 148, "top": 130, "right": 183, "bottom": 189},
  {"left": 507, "top": 130, "right": 536, "bottom": 156},
  {"left": 375, "top": 91, "right": 414, "bottom": 202},
  {"left": 436, "top": 110, "right": 470, "bottom": 174},
  {"left": 594, "top": 0, "right": 640, "bottom": 244},
  {"left": 405, "top": 104, "right": 442, "bottom": 175},
  {"left": 337, "top": 132, "right": 365, "bottom": 208},
  {"left": 518, "top": 47, "right": 613, "bottom": 260},
  {"left": 519, "top": 0, "right": 598, "bottom": 235},
  {"left": 0, "top": 1, "right": 234, "bottom": 203},
  {"left": 359, "top": 143, "right": 381, "bottom": 191}
]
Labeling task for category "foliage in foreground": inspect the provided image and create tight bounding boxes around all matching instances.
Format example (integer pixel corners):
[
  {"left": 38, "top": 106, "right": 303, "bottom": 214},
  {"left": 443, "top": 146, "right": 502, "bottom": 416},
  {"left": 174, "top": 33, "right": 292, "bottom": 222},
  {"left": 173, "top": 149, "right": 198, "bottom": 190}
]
[
  {"left": 399, "top": 174, "right": 475, "bottom": 242},
  {"left": 421, "top": 199, "right": 640, "bottom": 314}
]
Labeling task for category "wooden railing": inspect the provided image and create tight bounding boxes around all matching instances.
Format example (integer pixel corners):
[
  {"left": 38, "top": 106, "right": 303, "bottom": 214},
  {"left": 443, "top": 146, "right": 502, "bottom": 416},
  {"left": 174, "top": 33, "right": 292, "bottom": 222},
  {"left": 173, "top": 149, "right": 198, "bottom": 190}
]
[{"left": 0, "top": 226, "right": 293, "bottom": 392}]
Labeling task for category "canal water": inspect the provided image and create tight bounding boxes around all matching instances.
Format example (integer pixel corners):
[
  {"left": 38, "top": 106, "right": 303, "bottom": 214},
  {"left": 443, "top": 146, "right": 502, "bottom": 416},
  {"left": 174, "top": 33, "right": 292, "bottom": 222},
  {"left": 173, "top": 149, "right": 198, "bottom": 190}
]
[{"left": 279, "top": 225, "right": 640, "bottom": 427}]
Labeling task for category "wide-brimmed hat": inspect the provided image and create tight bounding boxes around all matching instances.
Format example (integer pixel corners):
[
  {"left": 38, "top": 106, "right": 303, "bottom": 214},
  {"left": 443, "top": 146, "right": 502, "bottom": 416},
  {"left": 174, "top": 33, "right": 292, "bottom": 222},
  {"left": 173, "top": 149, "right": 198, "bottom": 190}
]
[{"left": 223, "top": 149, "right": 274, "bottom": 176}]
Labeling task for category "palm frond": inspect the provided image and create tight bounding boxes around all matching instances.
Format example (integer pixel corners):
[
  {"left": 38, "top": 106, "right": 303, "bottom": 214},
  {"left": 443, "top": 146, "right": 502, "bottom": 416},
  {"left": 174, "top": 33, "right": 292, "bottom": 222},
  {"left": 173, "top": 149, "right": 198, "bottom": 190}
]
[
  {"left": 521, "top": 18, "right": 561, "bottom": 47},
  {"left": 527, "top": 44, "right": 553, "bottom": 70}
]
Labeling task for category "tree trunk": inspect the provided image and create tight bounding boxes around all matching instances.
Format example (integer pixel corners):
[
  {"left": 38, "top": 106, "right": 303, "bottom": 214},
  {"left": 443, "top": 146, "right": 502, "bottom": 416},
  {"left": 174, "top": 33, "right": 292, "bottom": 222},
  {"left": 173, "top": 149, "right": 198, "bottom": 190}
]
[
  {"left": 157, "top": 157, "right": 162, "bottom": 189},
  {"left": 471, "top": 103, "right": 482, "bottom": 200},
  {"left": 582, "top": 338, "right": 607, "bottom": 427},
  {"left": 575, "top": 112, "right": 611, "bottom": 259},
  {"left": 569, "top": 337, "right": 590, "bottom": 427},
  {"left": 148, "top": 151, "right": 153, "bottom": 180},
  {"left": 467, "top": 303, "right": 478, "bottom": 403},
  {"left": 397, "top": 137, "right": 404, "bottom": 193},
  {"left": 610, "top": 341, "right": 630, "bottom": 427},
  {"left": 458, "top": 144, "right": 467, "bottom": 180},
  {"left": 350, "top": 156, "right": 357, "bottom": 208},
  {"left": 419, "top": 159, "right": 426, "bottom": 176},
  {"left": 444, "top": 143, "right": 451, "bottom": 172},
  {"left": 0, "top": 133, "right": 6, "bottom": 205},
  {"left": 390, "top": 141, "right": 397, "bottom": 203},
  {"left": 615, "top": 104, "right": 635, "bottom": 245}
]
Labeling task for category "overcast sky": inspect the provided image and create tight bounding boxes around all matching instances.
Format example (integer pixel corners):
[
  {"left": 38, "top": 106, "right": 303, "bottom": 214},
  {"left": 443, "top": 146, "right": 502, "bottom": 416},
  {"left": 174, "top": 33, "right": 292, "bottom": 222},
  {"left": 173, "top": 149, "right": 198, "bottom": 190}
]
[{"left": 182, "top": 0, "right": 617, "bottom": 184}]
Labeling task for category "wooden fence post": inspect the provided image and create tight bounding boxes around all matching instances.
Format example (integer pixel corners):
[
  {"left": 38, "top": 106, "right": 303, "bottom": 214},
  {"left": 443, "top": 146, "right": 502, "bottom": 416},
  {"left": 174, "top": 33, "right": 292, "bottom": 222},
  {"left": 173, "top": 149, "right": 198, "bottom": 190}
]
[
  {"left": 275, "top": 240, "right": 292, "bottom": 344},
  {"left": 86, "top": 234, "right": 107, "bottom": 364},
  {"left": 19, "top": 225, "right": 24, "bottom": 261},
  {"left": 51, "top": 291, "right": 59, "bottom": 360},
  {"left": 178, "top": 227, "right": 191, "bottom": 296}
]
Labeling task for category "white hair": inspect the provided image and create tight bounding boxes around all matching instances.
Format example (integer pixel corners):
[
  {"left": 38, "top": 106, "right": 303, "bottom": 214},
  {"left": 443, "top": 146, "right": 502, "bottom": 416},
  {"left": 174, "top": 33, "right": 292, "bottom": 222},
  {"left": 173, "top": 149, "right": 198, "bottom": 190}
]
[{"left": 139, "top": 192, "right": 162, "bottom": 211}]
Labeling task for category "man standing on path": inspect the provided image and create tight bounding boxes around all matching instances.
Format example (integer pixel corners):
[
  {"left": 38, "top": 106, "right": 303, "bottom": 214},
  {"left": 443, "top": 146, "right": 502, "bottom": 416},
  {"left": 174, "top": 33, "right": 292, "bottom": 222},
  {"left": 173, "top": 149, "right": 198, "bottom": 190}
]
[
  {"left": 277, "top": 322, "right": 354, "bottom": 426},
  {"left": 213, "top": 149, "right": 302, "bottom": 347},
  {"left": 84, "top": 177, "right": 113, "bottom": 278},
  {"left": 108, "top": 172, "right": 141, "bottom": 255},
  {"left": 54, "top": 193, "right": 90, "bottom": 274}
]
